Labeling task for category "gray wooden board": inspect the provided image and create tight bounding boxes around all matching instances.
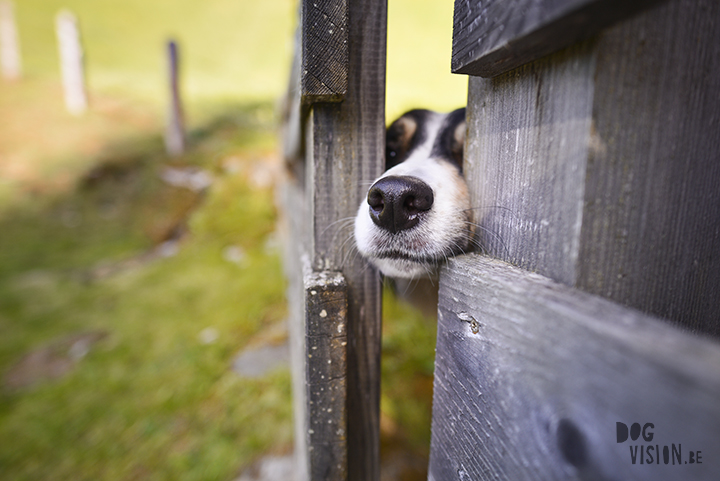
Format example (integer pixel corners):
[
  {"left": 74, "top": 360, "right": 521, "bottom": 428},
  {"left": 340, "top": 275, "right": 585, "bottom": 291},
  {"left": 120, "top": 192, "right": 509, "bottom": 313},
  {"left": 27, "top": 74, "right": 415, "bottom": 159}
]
[
  {"left": 283, "top": 0, "right": 387, "bottom": 478},
  {"left": 281, "top": 27, "right": 305, "bottom": 174},
  {"left": 429, "top": 255, "right": 720, "bottom": 481},
  {"left": 576, "top": 0, "right": 720, "bottom": 336},
  {"left": 451, "top": 0, "right": 667, "bottom": 77},
  {"left": 304, "top": 270, "right": 348, "bottom": 481},
  {"left": 465, "top": 39, "right": 596, "bottom": 287},
  {"left": 280, "top": 180, "right": 311, "bottom": 480},
  {"left": 464, "top": 0, "right": 720, "bottom": 336},
  {"left": 303, "top": 0, "right": 387, "bottom": 478},
  {"left": 302, "top": 0, "right": 349, "bottom": 102}
]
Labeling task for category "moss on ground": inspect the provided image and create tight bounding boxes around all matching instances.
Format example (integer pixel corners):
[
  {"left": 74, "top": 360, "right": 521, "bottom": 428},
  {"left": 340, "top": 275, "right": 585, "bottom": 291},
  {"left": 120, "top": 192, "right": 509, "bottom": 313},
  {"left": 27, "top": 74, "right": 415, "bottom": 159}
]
[{"left": 0, "top": 93, "right": 293, "bottom": 480}]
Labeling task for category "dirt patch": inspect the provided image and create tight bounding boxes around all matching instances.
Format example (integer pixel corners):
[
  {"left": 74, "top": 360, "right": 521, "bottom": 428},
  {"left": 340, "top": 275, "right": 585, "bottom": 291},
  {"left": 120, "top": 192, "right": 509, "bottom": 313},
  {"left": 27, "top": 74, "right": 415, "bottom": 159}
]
[
  {"left": 232, "top": 322, "right": 289, "bottom": 378},
  {"left": 235, "top": 455, "right": 295, "bottom": 481},
  {"left": 3, "top": 330, "right": 108, "bottom": 390},
  {"left": 232, "top": 344, "right": 289, "bottom": 379},
  {"left": 0, "top": 79, "right": 159, "bottom": 197}
]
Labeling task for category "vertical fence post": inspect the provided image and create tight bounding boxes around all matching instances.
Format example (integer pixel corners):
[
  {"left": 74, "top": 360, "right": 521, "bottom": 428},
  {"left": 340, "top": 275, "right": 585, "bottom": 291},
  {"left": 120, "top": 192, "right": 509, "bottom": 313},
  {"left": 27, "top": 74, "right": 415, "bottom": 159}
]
[
  {"left": 0, "top": 0, "right": 21, "bottom": 80},
  {"left": 55, "top": 10, "right": 87, "bottom": 115},
  {"left": 281, "top": 0, "right": 387, "bottom": 479},
  {"left": 165, "top": 40, "right": 185, "bottom": 157}
]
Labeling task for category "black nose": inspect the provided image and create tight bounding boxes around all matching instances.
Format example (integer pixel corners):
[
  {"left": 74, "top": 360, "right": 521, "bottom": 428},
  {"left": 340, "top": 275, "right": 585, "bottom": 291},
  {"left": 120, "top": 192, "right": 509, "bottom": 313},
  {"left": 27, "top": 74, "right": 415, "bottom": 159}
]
[{"left": 367, "top": 175, "right": 434, "bottom": 233}]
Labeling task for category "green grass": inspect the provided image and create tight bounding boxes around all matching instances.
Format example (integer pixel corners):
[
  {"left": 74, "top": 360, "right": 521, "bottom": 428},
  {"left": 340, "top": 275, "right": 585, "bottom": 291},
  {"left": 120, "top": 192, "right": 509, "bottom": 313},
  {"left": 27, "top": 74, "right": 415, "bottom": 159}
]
[
  {"left": 0, "top": 102, "right": 294, "bottom": 480},
  {"left": 381, "top": 290, "right": 437, "bottom": 451}
]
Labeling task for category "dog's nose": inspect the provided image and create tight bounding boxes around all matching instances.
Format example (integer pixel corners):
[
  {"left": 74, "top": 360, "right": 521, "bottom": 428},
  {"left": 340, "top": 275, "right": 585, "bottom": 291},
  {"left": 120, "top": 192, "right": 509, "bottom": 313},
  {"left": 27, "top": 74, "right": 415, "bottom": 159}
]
[{"left": 367, "top": 175, "right": 434, "bottom": 233}]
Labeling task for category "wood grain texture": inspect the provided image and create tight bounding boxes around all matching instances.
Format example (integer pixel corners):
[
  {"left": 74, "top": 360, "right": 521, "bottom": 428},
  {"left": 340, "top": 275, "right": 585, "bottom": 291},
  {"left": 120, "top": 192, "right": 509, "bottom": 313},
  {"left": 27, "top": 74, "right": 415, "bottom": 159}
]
[
  {"left": 306, "top": 0, "right": 387, "bottom": 481},
  {"left": 305, "top": 0, "right": 387, "bottom": 478},
  {"left": 464, "top": 0, "right": 720, "bottom": 335},
  {"left": 302, "top": 0, "right": 349, "bottom": 102},
  {"left": 577, "top": 0, "right": 720, "bottom": 336},
  {"left": 451, "top": 0, "right": 667, "bottom": 77},
  {"left": 429, "top": 255, "right": 720, "bottom": 481},
  {"left": 465, "top": 39, "right": 596, "bottom": 286},
  {"left": 283, "top": 0, "right": 386, "bottom": 478},
  {"left": 304, "top": 270, "right": 348, "bottom": 481}
]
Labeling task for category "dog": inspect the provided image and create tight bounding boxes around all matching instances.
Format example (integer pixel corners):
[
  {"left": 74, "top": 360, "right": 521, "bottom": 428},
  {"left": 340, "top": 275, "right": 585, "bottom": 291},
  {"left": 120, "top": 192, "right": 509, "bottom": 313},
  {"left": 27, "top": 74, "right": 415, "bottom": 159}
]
[{"left": 353, "top": 108, "right": 473, "bottom": 313}]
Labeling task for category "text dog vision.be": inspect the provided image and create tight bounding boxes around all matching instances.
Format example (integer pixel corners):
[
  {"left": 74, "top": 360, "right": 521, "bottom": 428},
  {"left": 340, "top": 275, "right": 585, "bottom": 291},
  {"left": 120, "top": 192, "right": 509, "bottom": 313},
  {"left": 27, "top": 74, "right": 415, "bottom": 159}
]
[{"left": 617, "top": 422, "right": 703, "bottom": 465}]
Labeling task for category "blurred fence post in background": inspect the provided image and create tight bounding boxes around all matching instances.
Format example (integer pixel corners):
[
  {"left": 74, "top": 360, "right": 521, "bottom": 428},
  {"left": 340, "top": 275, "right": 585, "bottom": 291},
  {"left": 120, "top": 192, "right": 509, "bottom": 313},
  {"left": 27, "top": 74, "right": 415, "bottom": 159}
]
[
  {"left": 0, "top": 0, "right": 21, "bottom": 80},
  {"left": 55, "top": 10, "right": 87, "bottom": 115},
  {"left": 165, "top": 40, "right": 185, "bottom": 157}
]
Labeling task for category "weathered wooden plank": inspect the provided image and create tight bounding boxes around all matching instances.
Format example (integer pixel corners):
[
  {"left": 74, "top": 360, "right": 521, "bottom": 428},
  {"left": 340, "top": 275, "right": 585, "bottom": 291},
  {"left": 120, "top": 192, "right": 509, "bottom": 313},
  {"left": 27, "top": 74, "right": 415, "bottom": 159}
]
[
  {"left": 451, "top": 0, "right": 667, "bottom": 77},
  {"left": 429, "top": 255, "right": 720, "bottom": 481},
  {"left": 465, "top": 39, "right": 596, "bottom": 286},
  {"left": 280, "top": 185, "right": 310, "bottom": 480},
  {"left": 281, "top": 29, "right": 306, "bottom": 176},
  {"left": 282, "top": 0, "right": 386, "bottom": 478},
  {"left": 576, "top": 0, "right": 720, "bottom": 336},
  {"left": 304, "top": 270, "right": 348, "bottom": 481},
  {"left": 464, "top": 0, "right": 720, "bottom": 335},
  {"left": 301, "top": 0, "right": 349, "bottom": 103},
  {"left": 304, "top": 0, "right": 386, "bottom": 478}
]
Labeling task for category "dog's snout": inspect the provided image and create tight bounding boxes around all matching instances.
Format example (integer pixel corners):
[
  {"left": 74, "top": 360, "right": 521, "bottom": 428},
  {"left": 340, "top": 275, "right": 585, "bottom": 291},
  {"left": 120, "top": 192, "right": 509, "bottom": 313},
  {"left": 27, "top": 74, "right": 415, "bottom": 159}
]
[{"left": 367, "top": 175, "right": 433, "bottom": 234}]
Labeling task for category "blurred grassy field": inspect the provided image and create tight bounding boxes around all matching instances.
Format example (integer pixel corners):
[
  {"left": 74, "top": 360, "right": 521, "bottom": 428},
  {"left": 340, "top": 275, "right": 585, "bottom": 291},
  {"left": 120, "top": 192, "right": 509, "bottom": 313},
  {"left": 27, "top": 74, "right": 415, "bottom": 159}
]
[
  {"left": 15, "top": 0, "right": 296, "bottom": 107},
  {"left": 1, "top": 0, "right": 466, "bottom": 479},
  {"left": 0, "top": 98, "right": 295, "bottom": 480},
  {"left": 13, "top": 0, "right": 465, "bottom": 117},
  {"left": 386, "top": 0, "right": 467, "bottom": 117}
]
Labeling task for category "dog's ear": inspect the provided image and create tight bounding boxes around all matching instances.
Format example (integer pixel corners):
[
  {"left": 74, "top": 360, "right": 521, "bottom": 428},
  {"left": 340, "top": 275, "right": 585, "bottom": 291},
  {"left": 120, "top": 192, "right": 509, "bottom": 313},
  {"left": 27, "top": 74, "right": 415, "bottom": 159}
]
[
  {"left": 438, "top": 108, "right": 466, "bottom": 170},
  {"left": 386, "top": 114, "right": 417, "bottom": 169},
  {"left": 451, "top": 119, "right": 466, "bottom": 166}
]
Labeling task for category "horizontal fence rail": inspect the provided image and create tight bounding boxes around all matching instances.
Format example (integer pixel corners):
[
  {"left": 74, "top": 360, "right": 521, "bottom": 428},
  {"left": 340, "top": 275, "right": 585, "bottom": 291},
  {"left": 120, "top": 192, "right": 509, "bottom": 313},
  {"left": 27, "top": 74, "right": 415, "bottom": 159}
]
[{"left": 431, "top": 255, "right": 720, "bottom": 481}]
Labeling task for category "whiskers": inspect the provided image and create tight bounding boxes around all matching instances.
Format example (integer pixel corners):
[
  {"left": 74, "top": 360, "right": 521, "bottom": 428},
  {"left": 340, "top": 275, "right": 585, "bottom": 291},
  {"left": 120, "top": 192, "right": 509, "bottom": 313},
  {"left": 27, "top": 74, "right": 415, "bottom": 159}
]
[
  {"left": 457, "top": 205, "right": 512, "bottom": 259},
  {"left": 320, "top": 216, "right": 356, "bottom": 238},
  {"left": 313, "top": 215, "right": 373, "bottom": 273},
  {"left": 462, "top": 220, "right": 510, "bottom": 258}
]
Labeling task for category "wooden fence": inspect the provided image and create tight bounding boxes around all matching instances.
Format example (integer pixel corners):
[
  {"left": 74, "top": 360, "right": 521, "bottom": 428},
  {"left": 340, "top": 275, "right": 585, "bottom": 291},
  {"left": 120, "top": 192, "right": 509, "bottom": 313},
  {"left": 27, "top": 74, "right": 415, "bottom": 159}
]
[
  {"left": 282, "top": 0, "right": 720, "bottom": 480},
  {"left": 281, "top": 0, "right": 385, "bottom": 480}
]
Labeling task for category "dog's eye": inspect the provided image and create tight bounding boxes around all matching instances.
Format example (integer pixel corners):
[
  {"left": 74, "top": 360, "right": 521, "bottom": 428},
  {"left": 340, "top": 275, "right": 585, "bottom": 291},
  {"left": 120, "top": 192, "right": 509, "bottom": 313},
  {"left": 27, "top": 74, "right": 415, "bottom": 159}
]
[{"left": 388, "top": 150, "right": 397, "bottom": 158}]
